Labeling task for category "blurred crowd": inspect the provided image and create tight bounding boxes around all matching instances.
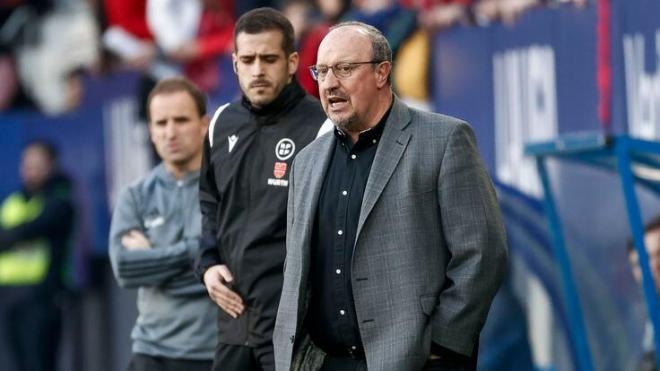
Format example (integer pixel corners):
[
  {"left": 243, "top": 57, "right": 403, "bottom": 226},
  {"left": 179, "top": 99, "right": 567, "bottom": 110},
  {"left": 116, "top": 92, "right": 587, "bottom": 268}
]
[{"left": 0, "top": 0, "right": 588, "bottom": 116}]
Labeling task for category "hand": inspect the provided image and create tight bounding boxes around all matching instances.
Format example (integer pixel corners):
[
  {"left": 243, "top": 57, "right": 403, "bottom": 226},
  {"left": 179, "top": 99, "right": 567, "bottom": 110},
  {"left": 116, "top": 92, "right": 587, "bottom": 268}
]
[
  {"left": 473, "top": 0, "right": 500, "bottom": 25},
  {"left": 203, "top": 264, "right": 245, "bottom": 318},
  {"left": 418, "top": 4, "right": 467, "bottom": 31},
  {"left": 498, "top": 0, "right": 542, "bottom": 26},
  {"left": 121, "top": 230, "right": 151, "bottom": 250},
  {"left": 167, "top": 42, "right": 200, "bottom": 63},
  {"left": 126, "top": 43, "right": 157, "bottom": 70}
]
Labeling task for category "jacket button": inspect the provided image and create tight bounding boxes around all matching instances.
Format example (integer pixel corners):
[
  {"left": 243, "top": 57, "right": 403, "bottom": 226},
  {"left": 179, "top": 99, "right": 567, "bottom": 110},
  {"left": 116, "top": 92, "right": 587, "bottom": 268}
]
[{"left": 290, "top": 335, "right": 295, "bottom": 344}]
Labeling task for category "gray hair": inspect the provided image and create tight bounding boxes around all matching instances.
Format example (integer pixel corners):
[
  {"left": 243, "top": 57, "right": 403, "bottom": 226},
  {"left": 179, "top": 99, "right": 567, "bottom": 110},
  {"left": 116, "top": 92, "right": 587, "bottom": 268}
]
[{"left": 330, "top": 21, "right": 393, "bottom": 64}]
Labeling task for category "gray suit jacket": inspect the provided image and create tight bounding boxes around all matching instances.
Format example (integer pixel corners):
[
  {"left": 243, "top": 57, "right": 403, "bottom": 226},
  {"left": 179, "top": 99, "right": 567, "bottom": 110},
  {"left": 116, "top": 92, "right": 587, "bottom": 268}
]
[{"left": 273, "top": 98, "right": 508, "bottom": 371}]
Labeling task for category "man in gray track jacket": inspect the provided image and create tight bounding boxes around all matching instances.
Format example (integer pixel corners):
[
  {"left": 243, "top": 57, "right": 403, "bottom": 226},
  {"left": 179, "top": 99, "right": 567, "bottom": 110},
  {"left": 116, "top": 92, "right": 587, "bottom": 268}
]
[{"left": 109, "top": 77, "right": 216, "bottom": 371}]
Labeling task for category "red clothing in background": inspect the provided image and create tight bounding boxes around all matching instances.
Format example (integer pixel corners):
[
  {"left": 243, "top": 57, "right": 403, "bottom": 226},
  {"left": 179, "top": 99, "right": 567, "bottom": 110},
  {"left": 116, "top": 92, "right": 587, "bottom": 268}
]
[
  {"left": 296, "top": 24, "right": 330, "bottom": 98},
  {"left": 104, "top": 0, "right": 152, "bottom": 40},
  {"left": 399, "top": 0, "right": 474, "bottom": 9}
]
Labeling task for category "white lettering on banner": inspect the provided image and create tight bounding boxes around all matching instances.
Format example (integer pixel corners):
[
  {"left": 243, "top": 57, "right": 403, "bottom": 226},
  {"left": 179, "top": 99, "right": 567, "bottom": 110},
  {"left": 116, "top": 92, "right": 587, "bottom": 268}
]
[
  {"left": 493, "top": 45, "right": 558, "bottom": 197},
  {"left": 624, "top": 30, "right": 660, "bottom": 139}
]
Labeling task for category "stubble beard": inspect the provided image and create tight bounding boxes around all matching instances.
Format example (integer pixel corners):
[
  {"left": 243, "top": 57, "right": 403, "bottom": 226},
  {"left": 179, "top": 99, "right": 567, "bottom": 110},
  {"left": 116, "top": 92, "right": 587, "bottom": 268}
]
[{"left": 332, "top": 111, "right": 363, "bottom": 134}]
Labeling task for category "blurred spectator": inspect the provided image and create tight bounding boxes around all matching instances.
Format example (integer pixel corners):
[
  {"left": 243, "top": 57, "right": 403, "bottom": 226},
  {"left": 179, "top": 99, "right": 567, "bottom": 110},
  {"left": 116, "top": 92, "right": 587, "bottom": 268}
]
[
  {"left": 1, "top": 0, "right": 54, "bottom": 47},
  {"left": 378, "top": 1, "right": 451, "bottom": 111},
  {"left": 146, "top": 0, "right": 202, "bottom": 57},
  {"left": 628, "top": 217, "right": 660, "bottom": 371},
  {"left": 497, "top": 0, "right": 542, "bottom": 26},
  {"left": 297, "top": 0, "right": 420, "bottom": 100},
  {"left": 292, "top": 0, "right": 351, "bottom": 97},
  {"left": 0, "top": 50, "right": 20, "bottom": 110},
  {"left": 0, "top": 140, "right": 76, "bottom": 371},
  {"left": 3, "top": 1, "right": 98, "bottom": 114},
  {"left": 392, "top": 28, "right": 432, "bottom": 110},
  {"left": 102, "top": 0, "right": 178, "bottom": 121},
  {"left": 345, "top": 0, "right": 417, "bottom": 56},
  {"left": 102, "top": 0, "right": 164, "bottom": 74},
  {"left": 147, "top": 0, "right": 235, "bottom": 92},
  {"left": 403, "top": 0, "right": 473, "bottom": 31},
  {"left": 235, "top": 0, "right": 275, "bottom": 17},
  {"left": 281, "top": 0, "right": 310, "bottom": 44},
  {"left": 472, "top": 0, "right": 588, "bottom": 27},
  {"left": 471, "top": 0, "right": 500, "bottom": 26}
]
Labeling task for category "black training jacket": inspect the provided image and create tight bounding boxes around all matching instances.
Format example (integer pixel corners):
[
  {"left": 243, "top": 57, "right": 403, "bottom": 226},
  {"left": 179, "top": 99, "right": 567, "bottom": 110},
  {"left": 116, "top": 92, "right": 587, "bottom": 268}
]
[{"left": 195, "top": 81, "right": 329, "bottom": 347}]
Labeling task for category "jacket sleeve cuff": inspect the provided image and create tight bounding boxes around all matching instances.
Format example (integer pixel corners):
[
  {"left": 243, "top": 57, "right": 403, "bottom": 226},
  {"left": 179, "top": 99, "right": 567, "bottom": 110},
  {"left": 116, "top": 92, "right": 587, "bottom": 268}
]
[{"left": 194, "top": 246, "right": 222, "bottom": 284}]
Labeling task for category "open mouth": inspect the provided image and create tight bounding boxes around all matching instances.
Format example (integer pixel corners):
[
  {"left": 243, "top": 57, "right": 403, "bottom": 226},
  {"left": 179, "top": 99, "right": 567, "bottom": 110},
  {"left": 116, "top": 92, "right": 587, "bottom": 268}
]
[{"left": 328, "top": 96, "right": 348, "bottom": 109}]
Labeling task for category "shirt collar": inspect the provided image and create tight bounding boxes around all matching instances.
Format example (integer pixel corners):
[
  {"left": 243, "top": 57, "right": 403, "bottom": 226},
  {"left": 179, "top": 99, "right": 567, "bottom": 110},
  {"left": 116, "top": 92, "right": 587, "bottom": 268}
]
[
  {"left": 333, "top": 101, "right": 393, "bottom": 147},
  {"left": 241, "top": 78, "right": 306, "bottom": 120},
  {"left": 155, "top": 163, "right": 200, "bottom": 186}
]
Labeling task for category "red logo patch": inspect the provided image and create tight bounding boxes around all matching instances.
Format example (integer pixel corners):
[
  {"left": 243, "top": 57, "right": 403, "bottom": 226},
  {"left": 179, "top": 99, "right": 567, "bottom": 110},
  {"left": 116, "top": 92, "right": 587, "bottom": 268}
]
[{"left": 274, "top": 162, "right": 287, "bottom": 179}]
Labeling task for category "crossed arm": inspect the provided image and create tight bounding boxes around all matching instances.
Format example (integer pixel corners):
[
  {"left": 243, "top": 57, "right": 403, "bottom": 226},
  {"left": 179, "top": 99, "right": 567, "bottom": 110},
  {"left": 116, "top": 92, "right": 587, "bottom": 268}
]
[{"left": 108, "top": 187, "right": 203, "bottom": 295}]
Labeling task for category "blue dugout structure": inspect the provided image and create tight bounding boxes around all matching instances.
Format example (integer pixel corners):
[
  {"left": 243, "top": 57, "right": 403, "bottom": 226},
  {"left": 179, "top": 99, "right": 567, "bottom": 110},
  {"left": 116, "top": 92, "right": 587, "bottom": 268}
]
[
  {"left": 526, "top": 134, "right": 660, "bottom": 371},
  {"left": 430, "top": 0, "right": 660, "bottom": 368}
]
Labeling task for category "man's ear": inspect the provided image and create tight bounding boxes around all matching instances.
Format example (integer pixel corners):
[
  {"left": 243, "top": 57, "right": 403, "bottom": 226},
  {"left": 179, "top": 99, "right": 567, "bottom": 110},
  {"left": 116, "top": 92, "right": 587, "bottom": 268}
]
[
  {"left": 232, "top": 53, "right": 238, "bottom": 74},
  {"left": 147, "top": 121, "right": 156, "bottom": 146},
  {"left": 202, "top": 114, "right": 210, "bottom": 134},
  {"left": 375, "top": 61, "right": 392, "bottom": 88},
  {"left": 288, "top": 51, "right": 299, "bottom": 76}
]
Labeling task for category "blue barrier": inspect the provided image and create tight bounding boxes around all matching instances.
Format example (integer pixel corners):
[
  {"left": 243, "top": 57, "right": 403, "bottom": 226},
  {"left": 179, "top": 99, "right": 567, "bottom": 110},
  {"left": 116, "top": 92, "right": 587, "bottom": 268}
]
[{"left": 432, "top": 1, "right": 659, "bottom": 370}]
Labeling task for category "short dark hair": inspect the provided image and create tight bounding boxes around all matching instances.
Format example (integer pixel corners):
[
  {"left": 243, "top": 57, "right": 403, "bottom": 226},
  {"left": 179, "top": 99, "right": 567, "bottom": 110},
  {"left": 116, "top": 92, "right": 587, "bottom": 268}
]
[
  {"left": 627, "top": 216, "right": 660, "bottom": 253},
  {"left": 146, "top": 77, "right": 207, "bottom": 122},
  {"left": 233, "top": 7, "right": 295, "bottom": 56},
  {"left": 24, "top": 139, "right": 58, "bottom": 163}
]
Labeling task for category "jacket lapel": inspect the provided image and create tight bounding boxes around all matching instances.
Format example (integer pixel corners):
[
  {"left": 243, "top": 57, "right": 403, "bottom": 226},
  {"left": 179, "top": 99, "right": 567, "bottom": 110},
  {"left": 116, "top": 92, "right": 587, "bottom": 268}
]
[
  {"left": 299, "top": 132, "right": 335, "bottom": 252},
  {"left": 355, "top": 98, "right": 411, "bottom": 243}
]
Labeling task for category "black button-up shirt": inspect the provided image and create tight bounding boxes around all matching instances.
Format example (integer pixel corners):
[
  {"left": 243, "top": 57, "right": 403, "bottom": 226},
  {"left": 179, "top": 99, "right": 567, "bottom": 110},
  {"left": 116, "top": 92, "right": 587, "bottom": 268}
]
[{"left": 307, "top": 106, "right": 391, "bottom": 354}]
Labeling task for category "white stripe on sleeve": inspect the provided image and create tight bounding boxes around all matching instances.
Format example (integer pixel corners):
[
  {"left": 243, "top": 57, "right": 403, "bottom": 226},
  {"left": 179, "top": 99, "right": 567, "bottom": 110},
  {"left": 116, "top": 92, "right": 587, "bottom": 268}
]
[{"left": 208, "top": 103, "right": 230, "bottom": 148}]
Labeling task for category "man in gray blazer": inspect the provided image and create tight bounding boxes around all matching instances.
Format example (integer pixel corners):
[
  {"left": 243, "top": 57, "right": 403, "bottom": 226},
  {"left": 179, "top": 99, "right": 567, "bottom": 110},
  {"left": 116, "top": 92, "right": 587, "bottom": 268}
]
[{"left": 273, "top": 22, "right": 508, "bottom": 371}]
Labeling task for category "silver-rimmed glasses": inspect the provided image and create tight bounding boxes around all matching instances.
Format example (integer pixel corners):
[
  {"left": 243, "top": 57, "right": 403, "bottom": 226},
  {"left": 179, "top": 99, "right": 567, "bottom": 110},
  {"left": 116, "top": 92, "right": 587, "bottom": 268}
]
[{"left": 309, "top": 61, "right": 383, "bottom": 81}]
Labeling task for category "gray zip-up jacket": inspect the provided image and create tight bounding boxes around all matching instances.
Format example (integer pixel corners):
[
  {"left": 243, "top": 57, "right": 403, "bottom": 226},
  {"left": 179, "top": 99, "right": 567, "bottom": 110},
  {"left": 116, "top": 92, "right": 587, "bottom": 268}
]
[{"left": 109, "top": 164, "right": 216, "bottom": 360}]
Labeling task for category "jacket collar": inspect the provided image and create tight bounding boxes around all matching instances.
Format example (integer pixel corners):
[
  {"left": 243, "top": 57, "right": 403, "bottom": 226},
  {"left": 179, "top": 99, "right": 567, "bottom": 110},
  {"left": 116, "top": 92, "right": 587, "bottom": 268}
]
[
  {"left": 356, "top": 96, "right": 411, "bottom": 240},
  {"left": 241, "top": 78, "right": 307, "bottom": 122},
  {"left": 154, "top": 163, "right": 200, "bottom": 187}
]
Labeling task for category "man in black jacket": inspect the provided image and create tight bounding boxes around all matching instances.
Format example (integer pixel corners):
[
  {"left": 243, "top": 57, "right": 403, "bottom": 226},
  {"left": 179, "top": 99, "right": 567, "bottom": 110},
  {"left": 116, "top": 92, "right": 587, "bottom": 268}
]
[{"left": 194, "top": 7, "right": 329, "bottom": 371}]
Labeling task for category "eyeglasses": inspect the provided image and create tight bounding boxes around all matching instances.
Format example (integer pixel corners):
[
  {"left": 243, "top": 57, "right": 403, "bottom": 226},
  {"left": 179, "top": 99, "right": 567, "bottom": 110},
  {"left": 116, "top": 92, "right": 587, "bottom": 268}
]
[{"left": 309, "top": 61, "right": 383, "bottom": 81}]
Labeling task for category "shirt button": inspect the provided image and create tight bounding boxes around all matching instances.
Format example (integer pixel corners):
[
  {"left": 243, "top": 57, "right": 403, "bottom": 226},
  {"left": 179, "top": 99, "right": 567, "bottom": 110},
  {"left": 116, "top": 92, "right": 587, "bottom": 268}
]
[
  {"left": 340, "top": 310, "right": 346, "bottom": 316},
  {"left": 336, "top": 269, "right": 341, "bottom": 274},
  {"left": 351, "top": 154, "right": 357, "bottom": 160},
  {"left": 351, "top": 346, "right": 357, "bottom": 350},
  {"left": 342, "top": 190, "right": 348, "bottom": 196},
  {"left": 372, "top": 139, "right": 377, "bottom": 144},
  {"left": 337, "top": 230, "right": 343, "bottom": 235}
]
